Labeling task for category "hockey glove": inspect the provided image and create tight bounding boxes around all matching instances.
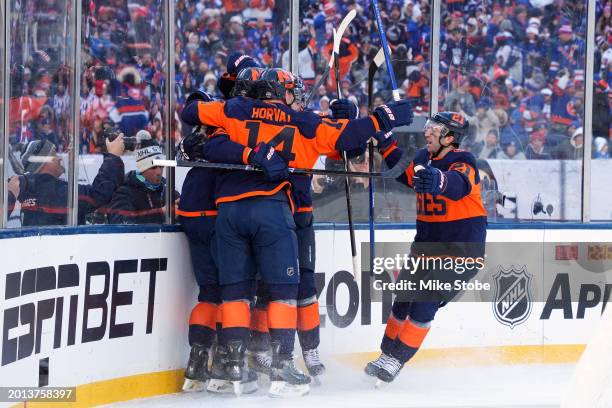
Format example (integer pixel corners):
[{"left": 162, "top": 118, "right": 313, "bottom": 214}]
[
  {"left": 413, "top": 166, "right": 447, "bottom": 196},
  {"left": 177, "top": 126, "right": 206, "bottom": 161},
  {"left": 330, "top": 98, "right": 358, "bottom": 120},
  {"left": 373, "top": 131, "right": 397, "bottom": 153},
  {"left": 248, "top": 142, "right": 289, "bottom": 181},
  {"left": 372, "top": 100, "right": 414, "bottom": 132}
]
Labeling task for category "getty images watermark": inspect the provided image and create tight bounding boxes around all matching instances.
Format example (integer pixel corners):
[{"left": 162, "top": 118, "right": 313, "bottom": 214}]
[{"left": 370, "top": 253, "right": 490, "bottom": 293}]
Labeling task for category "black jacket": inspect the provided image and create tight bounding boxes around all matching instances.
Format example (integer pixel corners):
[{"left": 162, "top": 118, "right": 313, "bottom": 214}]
[
  {"left": 107, "top": 171, "right": 179, "bottom": 224},
  {"left": 10, "top": 153, "right": 124, "bottom": 226}
]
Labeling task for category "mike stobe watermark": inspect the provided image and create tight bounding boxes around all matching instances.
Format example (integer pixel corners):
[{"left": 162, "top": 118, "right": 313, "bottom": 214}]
[{"left": 373, "top": 278, "right": 491, "bottom": 292}]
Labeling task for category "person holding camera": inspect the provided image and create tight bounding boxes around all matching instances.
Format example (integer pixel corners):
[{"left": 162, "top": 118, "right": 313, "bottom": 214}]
[
  {"left": 7, "top": 136, "right": 125, "bottom": 226},
  {"left": 106, "top": 140, "right": 179, "bottom": 224}
]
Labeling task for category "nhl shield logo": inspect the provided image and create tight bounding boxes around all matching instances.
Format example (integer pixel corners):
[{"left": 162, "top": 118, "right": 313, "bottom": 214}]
[{"left": 492, "top": 266, "right": 532, "bottom": 328}]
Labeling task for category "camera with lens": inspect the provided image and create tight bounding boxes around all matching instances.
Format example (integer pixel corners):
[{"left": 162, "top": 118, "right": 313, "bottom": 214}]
[{"left": 103, "top": 122, "right": 137, "bottom": 150}]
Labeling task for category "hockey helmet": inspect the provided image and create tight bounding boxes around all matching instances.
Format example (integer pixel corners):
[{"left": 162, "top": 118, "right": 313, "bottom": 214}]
[
  {"left": 232, "top": 67, "right": 265, "bottom": 98},
  {"left": 424, "top": 111, "right": 469, "bottom": 146},
  {"left": 185, "top": 90, "right": 214, "bottom": 106},
  {"left": 254, "top": 68, "right": 304, "bottom": 103}
]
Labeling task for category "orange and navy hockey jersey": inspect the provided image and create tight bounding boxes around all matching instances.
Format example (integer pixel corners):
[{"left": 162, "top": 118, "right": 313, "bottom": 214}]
[
  {"left": 383, "top": 144, "right": 487, "bottom": 247},
  {"left": 181, "top": 96, "right": 381, "bottom": 207}
]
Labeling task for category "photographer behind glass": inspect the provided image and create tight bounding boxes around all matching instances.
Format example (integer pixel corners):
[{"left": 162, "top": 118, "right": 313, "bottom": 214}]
[{"left": 7, "top": 134, "right": 125, "bottom": 227}]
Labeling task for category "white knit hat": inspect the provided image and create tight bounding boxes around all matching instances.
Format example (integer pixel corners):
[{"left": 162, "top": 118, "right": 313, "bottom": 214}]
[{"left": 135, "top": 144, "right": 165, "bottom": 172}]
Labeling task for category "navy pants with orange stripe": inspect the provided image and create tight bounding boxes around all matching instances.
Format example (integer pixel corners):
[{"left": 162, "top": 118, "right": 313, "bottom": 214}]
[
  {"left": 216, "top": 196, "right": 300, "bottom": 354},
  {"left": 179, "top": 216, "right": 221, "bottom": 349}
]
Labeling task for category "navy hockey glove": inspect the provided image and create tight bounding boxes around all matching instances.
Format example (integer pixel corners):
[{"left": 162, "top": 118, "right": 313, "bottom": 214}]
[
  {"left": 177, "top": 126, "right": 206, "bottom": 161},
  {"left": 330, "top": 98, "right": 358, "bottom": 120},
  {"left": 248, "top": 142, "right": 289, "bottom": 181},
  {"left": 374, "top": 131, "right": 396, "bottom": 153},
  {"left": 414, "top": 165, "right": 447, "bottom": 196},
  {"left": 373, "top": 100, "right": 414, "bottom": 132}
]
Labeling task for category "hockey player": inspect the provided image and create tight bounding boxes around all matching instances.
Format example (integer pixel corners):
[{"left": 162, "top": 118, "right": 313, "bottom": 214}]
[
  {"left": 247, "top": 93, "right": 362, "bottom": 383},
  {"left": 364, "top": 111, "right": 487, "bottom": 384},
  {"left": 177, "top": 53, "right": 261, "bottom": 394},
  {"left": 182, "top": 67, "right": 413, "bottom": 396}
]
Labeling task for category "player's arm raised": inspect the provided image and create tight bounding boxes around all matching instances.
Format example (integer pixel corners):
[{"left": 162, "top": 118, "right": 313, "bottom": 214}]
[{"left": 314, "top": 99, "right": 413, "bottom": 155}]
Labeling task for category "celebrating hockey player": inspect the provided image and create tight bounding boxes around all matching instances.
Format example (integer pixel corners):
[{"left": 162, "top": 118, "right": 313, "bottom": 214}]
[
  {"left": 177, "top": 53, "right": 261, "bottom": 394},
  {"left": 181, "top": 67, "right": 413, "bottom": 396},
  {"left": 365, "top": 111, "right": 487, "bottom": 384}
]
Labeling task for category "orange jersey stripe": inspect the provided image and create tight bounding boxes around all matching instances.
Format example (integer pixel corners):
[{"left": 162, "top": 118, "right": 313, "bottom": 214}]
[{"left": 214, "top": 181, "right": 292, "bottom": 206}]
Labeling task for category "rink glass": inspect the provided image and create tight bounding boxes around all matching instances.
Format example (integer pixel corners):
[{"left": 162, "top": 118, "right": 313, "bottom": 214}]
[{"left": 3, "top": 0, "right": 77, "bottom": 228}]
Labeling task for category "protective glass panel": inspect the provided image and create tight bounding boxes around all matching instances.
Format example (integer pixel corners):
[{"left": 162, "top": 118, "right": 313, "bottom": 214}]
[
  {"left": 590, "top": 0, "right": 611, "bottom": 221},
  {"left": 173, "top": 0, "right": 292, "bottom": 218},
  {"left": 305, "top": 1, "right": 432, "bottom": 223},
  {"left": 5, "top": 0, "right": 76, "bottom": 228},
  {"left": 80, "top": 0, "right": 169, "bottom": 225},
  {"left": 440, "top": 0, "right": 588, "bottom": 222}
]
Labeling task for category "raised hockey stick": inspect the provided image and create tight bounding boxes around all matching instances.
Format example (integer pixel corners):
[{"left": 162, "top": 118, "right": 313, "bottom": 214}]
[
  {"left": 366, "top": 46, "right": 387, "bottom": 275},
  {"left": 331, "top": 24, "right": 359, "bottom": 280},
  {"left": 154, "top": 155, "right": 410, "bottom": 179},
  {"left": 371, "top": 0, "right": 400, "bottom": 102},
  {"left": 303, "top": 9, "right": 356, "bottom": 108}
]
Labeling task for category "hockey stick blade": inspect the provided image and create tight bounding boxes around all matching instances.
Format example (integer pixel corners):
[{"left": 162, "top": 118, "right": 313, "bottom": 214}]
[
  {"left": 303, "top": 9, "right": 356, "bottom": 107},
  {"left": 154, "top": 157, "right": 409, "bottom": 179}
]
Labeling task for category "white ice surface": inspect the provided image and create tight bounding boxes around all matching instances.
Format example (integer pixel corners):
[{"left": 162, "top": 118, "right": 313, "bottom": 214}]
[{"left": 107, "top": 360, "right": 575, "bottom": 408}]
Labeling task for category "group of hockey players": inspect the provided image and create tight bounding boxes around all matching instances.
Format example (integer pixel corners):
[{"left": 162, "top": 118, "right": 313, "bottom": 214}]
[{"left": 176, "top": 51, "right": 486, "bottom": 397}]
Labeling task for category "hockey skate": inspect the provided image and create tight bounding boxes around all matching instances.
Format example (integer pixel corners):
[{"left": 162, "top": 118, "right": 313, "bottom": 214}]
[
  {"left": 247, "top": 349, "right": 272, "bottom": 377},
  {"left": 364, "top": 353, "right": 403, "bottom": 387},
  {"left": 207, "top": 342, "right": 258, "bottom": 395},
  {"left": 268, "top": 342, "right": 311, "bottom": 397},
  {"left": 302, "top": 348, "right": 325, "bottom": 385},
  {"left": 182, "top": 343, "right": 209, "bottom": 392}
]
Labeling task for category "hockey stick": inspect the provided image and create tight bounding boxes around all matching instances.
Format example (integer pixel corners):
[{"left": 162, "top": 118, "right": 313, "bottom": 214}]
[
  {"left": 154, "top": 155, "right": 410, "bottom": 179},
  {"left": 366, "top": 46, "right": 387, "bottom": 276},
  {"left": 371, "top": 0, "right": 400, "bottom": 102},
  {"left": 303, "top": 9, "right": 356, "bottom": 108},
  {"left": 330, "top": 24, "right": 359, "bottom": 280}
]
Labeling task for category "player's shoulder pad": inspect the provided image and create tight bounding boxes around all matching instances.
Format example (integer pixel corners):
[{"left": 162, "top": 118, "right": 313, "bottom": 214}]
[
  {"left": 223, "top": 96, "right": 257, "bottom": 120},
  {"left": 447, "top": 149, "right": 480, "bottom": 184},
  {"left": 291, "top": 109, "right": 323, "bottom": 139}
]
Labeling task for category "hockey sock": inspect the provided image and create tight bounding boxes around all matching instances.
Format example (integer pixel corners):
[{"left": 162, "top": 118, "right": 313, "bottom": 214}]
[
  {"left": 189, "top": 302, "right": 219, "bottom": 349},
  {"left": 249, "top": 307, "right": 270, "bottom": 352},
  {"left": 297, "top": 270, "right": 320, "bottom": 350},
  {"left": 219, "top": 281, "right": 254, "bottom": 347},
  {"left": 390, "top": 301, "right": 439, "bottom": 363},
  {"left": 267, "top": 284, "right": 299, "bottom": 355},
  {"left": 297, "top": 297, "right": 320, "bottom": 350},
  {"left": 381, "top": 300, "right": 411, "bottom": 355}
]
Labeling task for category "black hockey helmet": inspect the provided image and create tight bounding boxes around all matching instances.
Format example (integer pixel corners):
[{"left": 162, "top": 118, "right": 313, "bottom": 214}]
[
  {"left": 425, "top": 111, "right": 469, "bottom": 146},
  {"left": 254, "top": 68, "right": 304, "bottom": 103},
  {"left": 185, "top": 90, "right": 214, "bottom": 106},
  {"left": 232, "top": 67, "right": 265, "bottom": 98}
]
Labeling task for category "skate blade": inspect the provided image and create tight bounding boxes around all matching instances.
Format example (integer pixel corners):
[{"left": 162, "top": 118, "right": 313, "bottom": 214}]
[
  {"left": 207, "top": 379, "right": 258, "bottom": 395},
  {"left": 311, "top": 375, "right": 322, "bottom": 387},
  {"left": 268, "top": 381, "right": 310, "bottom": 398},
  {"left": 182, "top": 378, "right": 207, "bottom": 392},
  {"left": 233, "top": 381, "right": 241, "bottom": 397}
]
